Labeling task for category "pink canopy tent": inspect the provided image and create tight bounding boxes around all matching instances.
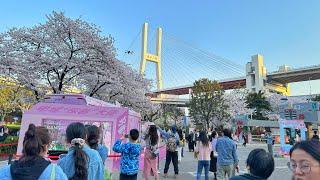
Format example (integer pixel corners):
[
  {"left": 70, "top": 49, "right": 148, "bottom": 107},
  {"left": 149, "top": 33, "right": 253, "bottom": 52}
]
[{"left": 17, "top": 94, "right": 141, "bottom": 170}]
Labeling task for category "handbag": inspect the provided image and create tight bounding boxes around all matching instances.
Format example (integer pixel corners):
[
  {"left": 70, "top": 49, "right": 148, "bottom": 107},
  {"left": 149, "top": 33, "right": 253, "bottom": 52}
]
[
  {"left": 151, "top": 148, "right": 159, "bottom": 159},
  {"left": 194, "top": 151, "right": 199, "bottom": 159}
]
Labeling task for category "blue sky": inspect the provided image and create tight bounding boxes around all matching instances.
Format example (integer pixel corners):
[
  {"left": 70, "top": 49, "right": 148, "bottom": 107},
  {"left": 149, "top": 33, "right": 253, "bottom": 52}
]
[{"left": 0, "top": 0, "right": 319, "bottom": 95}]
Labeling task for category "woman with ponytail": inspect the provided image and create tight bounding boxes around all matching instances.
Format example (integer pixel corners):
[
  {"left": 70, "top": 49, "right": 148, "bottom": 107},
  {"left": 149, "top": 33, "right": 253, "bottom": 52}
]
[
  {"left": 58, "top": 122, "right": 104, "bottom": 180},
  {"left": 86, "top": 125, "right": 108, "bottom": 163},
  {"left": 0, "top": 124, "right": 68, "bottom": 180}
]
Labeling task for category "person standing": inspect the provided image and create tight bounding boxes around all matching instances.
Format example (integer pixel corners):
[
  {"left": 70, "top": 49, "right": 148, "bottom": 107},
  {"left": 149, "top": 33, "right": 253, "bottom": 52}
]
[
  {"left": 177, "top": 129, "right": 185, "bottom": 158},
  {"left": 158, "top": 126, "right": 180, "bottom": 178},
  {"left": 311, "top": 131, "right": 319, "bottom": 141},
  {"left": 195, "top": 131, "right": 212, "bottom": 180},
  {"left": 58, "top": 122, "right": 104, "bottom": 180},
  {"left": 188, "top": 131, "right": 195, "bottom": 152},
  {"left": 113, "top": 129, "right": 142, "bottom": 180},
  {"left": 0, "top": 126, "right": 9, "bottom": 142},
  {"left": 265, "top": 131, "right": 274, "bottom": 156},
  {"left": 210, "top": 131, "right": 218, "bottom": 180},
  {"left": 242, "top": 133, "right": 247, "bottom": 147},
  {"left": 0, "top": 124, "right": 68, "bottom": 180},
  {"left": 86, "top": 125, "right": 109, "bottom": 164},
  {"left": 142, "top": 125, "right": 159, "bottom": 180},
  {"left": 215, "top": 129, "right": 239, "bottom": 180}
]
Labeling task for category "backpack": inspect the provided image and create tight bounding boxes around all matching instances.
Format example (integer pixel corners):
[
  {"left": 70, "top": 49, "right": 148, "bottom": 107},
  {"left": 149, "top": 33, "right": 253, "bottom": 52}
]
[{"left": 166, "top": 134, "right": 177, "bottom": 152}]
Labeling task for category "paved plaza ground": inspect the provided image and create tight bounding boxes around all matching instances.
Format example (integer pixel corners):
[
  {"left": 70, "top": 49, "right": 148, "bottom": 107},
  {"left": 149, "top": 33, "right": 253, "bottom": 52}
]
[
  {"left": 135, "top": 142, "right": 291, "bottom": 180},
  {"left": 0, "top": 143, "right": 291, "bottom": 180}
]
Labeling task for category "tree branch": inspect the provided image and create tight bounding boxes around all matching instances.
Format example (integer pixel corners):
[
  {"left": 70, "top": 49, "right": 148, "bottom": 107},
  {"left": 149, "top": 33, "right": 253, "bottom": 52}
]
[{"left": 46, "top": 70, "right": 56, "bottom": 93}]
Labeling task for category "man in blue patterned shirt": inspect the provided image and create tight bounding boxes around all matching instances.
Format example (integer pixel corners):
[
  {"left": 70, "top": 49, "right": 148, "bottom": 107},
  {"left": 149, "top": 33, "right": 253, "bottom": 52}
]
[
  {"left": 113, "top": 129, "right": 142, "bottom": 180},
  {"left": 215, "top": 128, "right": 239, "bottom": 180}
]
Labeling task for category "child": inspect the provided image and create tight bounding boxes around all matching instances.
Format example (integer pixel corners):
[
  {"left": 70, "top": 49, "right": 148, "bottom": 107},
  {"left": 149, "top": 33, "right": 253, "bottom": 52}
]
[{"left": 113, "top": 129, "right": 141, "bottom": 180}]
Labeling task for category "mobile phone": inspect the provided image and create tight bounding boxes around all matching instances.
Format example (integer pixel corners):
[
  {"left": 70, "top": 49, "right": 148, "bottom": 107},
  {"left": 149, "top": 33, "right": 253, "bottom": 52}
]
[{"left": 125, "top": 134, "right": 129, "bottom": 138}]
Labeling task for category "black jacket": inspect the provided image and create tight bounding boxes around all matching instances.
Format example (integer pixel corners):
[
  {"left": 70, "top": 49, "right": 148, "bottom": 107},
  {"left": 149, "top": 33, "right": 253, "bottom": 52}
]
[
  {"left": 10, "top": 157, "right": 50, "bottom": 180},
  {"left": 230, "top": 173, "right": 267, "bottom": 180}
]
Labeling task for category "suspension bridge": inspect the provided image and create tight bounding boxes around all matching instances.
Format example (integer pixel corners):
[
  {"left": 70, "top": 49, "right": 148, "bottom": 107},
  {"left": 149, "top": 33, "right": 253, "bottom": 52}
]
[{"left": 122, "top": 23, "right": 320, "bottom": 104}]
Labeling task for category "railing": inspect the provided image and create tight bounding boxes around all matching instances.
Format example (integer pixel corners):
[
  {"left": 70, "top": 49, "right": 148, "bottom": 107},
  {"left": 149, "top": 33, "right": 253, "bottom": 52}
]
[
  {"left": 251, "top": 135, "right": 265, "bottom": 142},
  {"left": 0, "top": 142, "right": 18, "bottom": 164},
  {"left": 0, "top": 143, "right": 166, "bottom": 163}
]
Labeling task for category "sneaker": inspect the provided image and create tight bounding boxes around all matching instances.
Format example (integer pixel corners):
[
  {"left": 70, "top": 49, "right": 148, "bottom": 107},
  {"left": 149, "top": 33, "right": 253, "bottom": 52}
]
[
  {"left": 163, "top": 173, "right": 168, "bottom": 178},
  {"left": 174, "top": 174, "right": 179, "bottom": 179}
]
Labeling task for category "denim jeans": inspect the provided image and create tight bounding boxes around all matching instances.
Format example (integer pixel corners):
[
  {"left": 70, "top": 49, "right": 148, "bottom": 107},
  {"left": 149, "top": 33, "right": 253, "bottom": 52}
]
[{"left": 197, "top": 160, "right": 210, "bottom": 180}]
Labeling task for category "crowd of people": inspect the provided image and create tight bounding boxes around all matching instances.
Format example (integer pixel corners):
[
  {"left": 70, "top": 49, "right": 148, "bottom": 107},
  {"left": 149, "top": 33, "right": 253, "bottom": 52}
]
[{"left": 0, "top": 122, "right": 319, "bottom": 180}]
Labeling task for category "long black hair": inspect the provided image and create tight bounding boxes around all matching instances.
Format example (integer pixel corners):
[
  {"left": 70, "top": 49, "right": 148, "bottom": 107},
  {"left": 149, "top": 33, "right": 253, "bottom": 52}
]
[
  {"left": 177, "top": 129, "right": 183, "bottom": 141},
  {"left": 148, "top": 125, "right": 159, "bottom": 146},
  {"left": 210, "top": 131, "right": 217, "bottom": 141},
  {"left": 21, "top": 124, "right": 51, "bottom": 162},
  {"left": 86, "top": 125, "right": 100, "bottom": 149},
  {"left": 66, "top": 122, "right": 88, "bottom": 180},
  {"left": 199, "top": 131, "right": 209, "bottom": 147},
  {"left": 289, "top": 140, "right": 320, "bottom": 163}
]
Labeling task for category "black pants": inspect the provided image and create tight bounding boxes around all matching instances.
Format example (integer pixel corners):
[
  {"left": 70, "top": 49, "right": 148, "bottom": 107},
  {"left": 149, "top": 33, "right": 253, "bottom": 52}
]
[
  {"left": 120, "top": 173, "right": 137, "bottom": 180},
  {"left": 188, "top": 141, "right": 195, "bottom": 151},
  {"left": 164, "top": 151, "right": 179, "bottom": 174}
]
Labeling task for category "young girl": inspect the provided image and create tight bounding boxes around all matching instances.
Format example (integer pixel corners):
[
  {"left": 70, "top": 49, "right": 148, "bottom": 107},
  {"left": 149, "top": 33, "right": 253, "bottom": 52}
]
[
  {"left": 58, "top": 122, "right": 104, "bottom": 180},
  {"left": 0, "top": 124, "right": 67, "bottom": 180},
  {"left": 143, "top": 125, "right": 159, "bottom": 180},
  {"left": 86, "top": 125, "right": 108, "bottom": 163},
  {"left": 195, "top": 131, "right": 212, "bottom": 180}
]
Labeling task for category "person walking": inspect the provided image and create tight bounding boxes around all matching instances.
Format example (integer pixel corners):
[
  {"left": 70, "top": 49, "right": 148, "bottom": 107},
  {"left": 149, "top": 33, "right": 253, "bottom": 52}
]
[
  {"left": 142, "top": 125, "right": 159, "bottom": 180},
  {"left": 195, "top": 131, "right": 212, "bottom": 180},
  {"left": 215, "top": 129, "right": 239, "bottom": 180},
  {"left": 158, "top": 126, "right": 180, "bottom": 179},
  {"left": 265, "top": 131, "right": 274, "bottom": 156},
  {"left": 210, "top": 131, "right": 218, "bottom": 180}
]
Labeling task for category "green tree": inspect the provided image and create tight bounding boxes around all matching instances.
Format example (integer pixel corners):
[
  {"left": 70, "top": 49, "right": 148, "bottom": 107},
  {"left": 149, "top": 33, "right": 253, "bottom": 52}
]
[
  {"left": 245, "top": 91, "right": 271, "bottom": 120},
  {"left": 312, "top": 95, "right": 320, "bottom": 102},
  {"left": 189, "top": 78, "right": 229, "bottom": 130},
  {"left": 0, "top": 78, "right": 36, "bottom": 121},
  {"left": 143, "top": 104, "right": 184, "bottom": 129}
]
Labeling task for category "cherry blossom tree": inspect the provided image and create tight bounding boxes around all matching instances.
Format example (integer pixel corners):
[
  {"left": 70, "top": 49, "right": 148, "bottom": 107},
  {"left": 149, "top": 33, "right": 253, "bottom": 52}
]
[
  {"left": 0, "top": 11, "right": 154, "bottom": 113},
  {"left": 224, "top": 88, "right": 251, "bottom": 118}
]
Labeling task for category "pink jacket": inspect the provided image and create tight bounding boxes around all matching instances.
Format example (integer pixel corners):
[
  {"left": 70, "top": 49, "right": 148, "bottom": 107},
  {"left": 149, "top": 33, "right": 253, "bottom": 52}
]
[{"left": 195, "top": 141, "right": 212, "bottom": 161}]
